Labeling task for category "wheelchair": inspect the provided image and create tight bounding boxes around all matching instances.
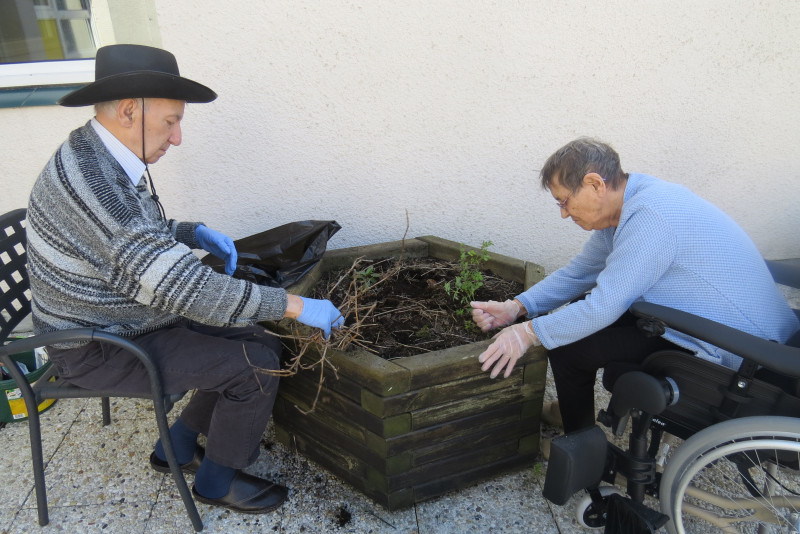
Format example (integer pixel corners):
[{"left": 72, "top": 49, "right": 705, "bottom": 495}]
[{"left": 542, "top": 259, "right": 800, "bottom": 534}]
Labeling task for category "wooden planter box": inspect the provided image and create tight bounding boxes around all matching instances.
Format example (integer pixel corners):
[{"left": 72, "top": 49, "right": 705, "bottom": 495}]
[{"left": 269, "top": 236, "right": 547, "bottom": 510}]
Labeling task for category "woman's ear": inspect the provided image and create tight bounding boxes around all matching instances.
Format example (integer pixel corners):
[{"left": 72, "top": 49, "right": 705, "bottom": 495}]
[{"left": 583, "top": 172, "right": 607, "bottom": 195}]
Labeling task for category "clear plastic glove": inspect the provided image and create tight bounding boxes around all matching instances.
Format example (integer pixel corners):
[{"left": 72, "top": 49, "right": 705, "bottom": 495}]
[
  {"left": 196, "top": 225, "right": 238, "bottom": 276},
  {"left": 471, "top": 299, "right": 521, "bottom": 332},
  {"left": 298, "top": 297, "right": 345, "bottom": 339},
  {"left": 478, "top": 321, "right": 540, "bottom": 378}
]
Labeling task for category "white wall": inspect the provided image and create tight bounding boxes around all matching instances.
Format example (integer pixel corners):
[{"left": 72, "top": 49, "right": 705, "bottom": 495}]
[{"left": 3, "top": 1, "right": 799, "bottom": 273}]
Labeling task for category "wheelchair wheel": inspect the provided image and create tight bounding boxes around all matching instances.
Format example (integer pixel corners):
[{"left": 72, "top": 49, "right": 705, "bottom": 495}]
[
  {"left": 575, "top": 486, "right": 623, "bottom": 529},
  {"left": 659, "top": 416, "right": 800, "bottom": 534}
]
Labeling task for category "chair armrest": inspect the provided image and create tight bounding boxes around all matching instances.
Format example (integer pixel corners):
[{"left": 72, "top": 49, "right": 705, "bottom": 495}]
[
  {"left": 2, "top": 328, "right": 97, "bottom": 356},
  {"left": 630, "top": 301, "right": 800, "bottom": 379},
  {"left": 1, "top": 328, "right": 167, "bottom": 399}
]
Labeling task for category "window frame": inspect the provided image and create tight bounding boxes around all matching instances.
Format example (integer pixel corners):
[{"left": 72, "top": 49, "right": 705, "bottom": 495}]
[{"left": 0, "top": 59, "right": 94, "bottom": 88}]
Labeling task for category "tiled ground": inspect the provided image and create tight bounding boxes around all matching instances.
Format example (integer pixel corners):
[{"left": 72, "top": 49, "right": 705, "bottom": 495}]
[{"left": 0, "top": 367, "right": 593, "bottom": 534}]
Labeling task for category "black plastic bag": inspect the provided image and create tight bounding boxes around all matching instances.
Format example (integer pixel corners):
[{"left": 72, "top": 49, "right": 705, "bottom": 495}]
[{"left": 202, "top": 220, "right": 341, "bottom": 288}]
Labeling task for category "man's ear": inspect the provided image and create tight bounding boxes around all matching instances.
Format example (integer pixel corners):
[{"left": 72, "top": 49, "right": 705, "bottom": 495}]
[
  {"left": 583, "top": 172, "right": 607, "bottom": 195},
  {"left": 117, "top": 99, "right": 139, "bottom": 127}
]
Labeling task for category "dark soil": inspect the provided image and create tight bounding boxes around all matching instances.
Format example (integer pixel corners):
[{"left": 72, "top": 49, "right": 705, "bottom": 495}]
[{"left": 312, "top": 256, "right": 522, "bottom": 359}]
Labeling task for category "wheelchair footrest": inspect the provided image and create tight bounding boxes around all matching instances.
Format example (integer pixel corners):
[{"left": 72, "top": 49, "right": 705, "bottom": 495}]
[
  {"left": 543, "top": 425, "right": 608, "bottom": 505},
  {"left": 604, "top": 493, "right": 669, "bottom": 534}
]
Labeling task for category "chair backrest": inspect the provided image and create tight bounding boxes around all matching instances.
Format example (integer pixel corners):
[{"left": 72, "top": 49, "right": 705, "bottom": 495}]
[{"left": 0, "top": 208, "right": 31, "bottom": 343}]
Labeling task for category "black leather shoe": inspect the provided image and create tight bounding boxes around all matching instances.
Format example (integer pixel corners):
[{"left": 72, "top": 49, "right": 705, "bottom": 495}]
[
  {"left": 149, "top": 445, "right": 205, "bottom": 475},
  {"left": 192, "top": 471, "right": 288, "bottom": 514}
]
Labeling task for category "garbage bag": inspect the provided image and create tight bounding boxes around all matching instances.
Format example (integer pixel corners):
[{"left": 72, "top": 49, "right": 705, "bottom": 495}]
[{"left": 202, "top": 220, "right": 341, "bottom": 288}]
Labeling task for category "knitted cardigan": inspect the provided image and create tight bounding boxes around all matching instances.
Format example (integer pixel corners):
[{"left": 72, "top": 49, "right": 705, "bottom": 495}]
[
  {"left": 27, "top": 122, "right": 288, "bottom": 343},
  {"left": 516, "top": 173, "right": 800, "bottom": 369}
]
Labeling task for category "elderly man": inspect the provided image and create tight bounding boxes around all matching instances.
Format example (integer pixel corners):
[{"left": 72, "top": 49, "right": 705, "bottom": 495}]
[
  {"left": 472, "top": 137, "right": 799, "bottom": 434},
  {"left": 27, "top": 44, "right": 344, "bottom": 514}
]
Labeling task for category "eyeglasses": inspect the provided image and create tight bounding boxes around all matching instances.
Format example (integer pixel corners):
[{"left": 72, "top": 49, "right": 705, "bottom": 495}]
[
  {"left": 555, "top": 190, "right": 574, "bottom": 210},
  {"left": 555, "top": 176, "right": 607, "bottom": 210}
]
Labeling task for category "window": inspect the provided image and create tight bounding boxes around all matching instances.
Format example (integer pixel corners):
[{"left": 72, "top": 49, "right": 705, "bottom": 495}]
[
  {"left": 0, "top": 0, "right": 95, "bottom": 63},
  {"left": 0, "top": 0, "right": 160, "bottom": 107}
]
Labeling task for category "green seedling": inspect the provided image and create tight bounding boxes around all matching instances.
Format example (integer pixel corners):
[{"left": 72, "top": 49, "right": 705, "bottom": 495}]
[
  {"left": 356, "top": 265, "right": 381, "bottom": 290},
  {"left": 444, "top": 241, "right": 493, "bottom": 324}
]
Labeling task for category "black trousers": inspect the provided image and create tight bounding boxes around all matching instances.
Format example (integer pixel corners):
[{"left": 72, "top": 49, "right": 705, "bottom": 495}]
[
  {"left": 48, "top": 319, "right": 281, "bottom": 469},
  {"left": 547, "top": 311, "right": 680, "bottom": 433}
]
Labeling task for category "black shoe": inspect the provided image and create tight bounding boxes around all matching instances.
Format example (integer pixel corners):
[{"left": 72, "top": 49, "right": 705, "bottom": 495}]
[
  {"left": 149, "top": 445, "right": 205, "bottom": 475},
  {"left": 192, "top": 471, "right": 288, "bottom": 514}
]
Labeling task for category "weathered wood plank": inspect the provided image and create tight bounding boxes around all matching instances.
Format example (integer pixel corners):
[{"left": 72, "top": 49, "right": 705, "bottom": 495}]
[
  {"left": 361, "top": 372, "right": 524, "bottom": 417},
  {"left": 394, "top": 343, "right": 545, "bottom": 393},
  {"left": 279, "top": 340, "right": 413, "bottom": 396},
  {"left": 380, "top": 403, "right": 532, "bottom": 456},
  {"left": 276, "top": 404, "right": 414, "bottom": 474},
  {"left": 524, "top": 261, "right": 546, "bottom": 289},
  {"left": 415, "top": 235, "right": 529, "bottom": 284},
  {"left": 273, "top": 424, "right": 390, "bottom": 508},
  {"left": 321, "top": 238, "right": 429, "bottom": 272},
  {"left": 388, "top": 440, "right": 520, "bottom": 490},
  {"left": 278, "top": 378, "right": 412, "bottom": 438},
  {"left": 411, "top": 452, "right": 538, "bottom": 504},
  {"left": 412, "top": 421, "right": 538, "bottom": 466},
  {"left": 411, "top": 383, "right": 541, "bottom": 430}
]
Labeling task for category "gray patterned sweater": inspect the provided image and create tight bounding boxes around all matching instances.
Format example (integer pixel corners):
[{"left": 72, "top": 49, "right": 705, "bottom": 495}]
[{"left": 27, "top": 122, "right": 288, "bottom": 343}]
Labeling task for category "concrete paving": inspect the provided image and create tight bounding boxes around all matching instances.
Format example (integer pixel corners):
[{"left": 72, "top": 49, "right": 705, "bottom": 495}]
[
  {"left": 0, "top": 397, "right": 595, "bottom": 534},
  {"left": 0, "top": 370, "right": 590, "bottom": 534}
]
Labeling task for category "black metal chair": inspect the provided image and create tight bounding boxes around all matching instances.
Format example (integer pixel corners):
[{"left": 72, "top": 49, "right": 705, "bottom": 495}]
[{"left": 0, "top": 208, "right": 203, "bottom": 531}]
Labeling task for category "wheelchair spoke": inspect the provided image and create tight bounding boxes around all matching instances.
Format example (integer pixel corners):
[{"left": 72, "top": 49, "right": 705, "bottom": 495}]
[
  {"left": 680, "top": 442, "right": 800, "bottom": 532},
  {"left": 660, "top": 418, "right": 800, "bottom": 534}
]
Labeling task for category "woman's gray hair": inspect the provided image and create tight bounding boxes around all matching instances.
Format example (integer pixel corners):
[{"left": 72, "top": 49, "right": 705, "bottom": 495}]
[{"left": 539, "top": 137, "right": 627, "bottom": 192}]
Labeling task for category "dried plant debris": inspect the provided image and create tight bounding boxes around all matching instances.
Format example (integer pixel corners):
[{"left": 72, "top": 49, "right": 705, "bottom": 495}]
[
  {"left": 312, "top": 256, "right": 522, "bottom": 359},
  {"left": 251, "top": 255, "right": 521, "bottom": 414}
]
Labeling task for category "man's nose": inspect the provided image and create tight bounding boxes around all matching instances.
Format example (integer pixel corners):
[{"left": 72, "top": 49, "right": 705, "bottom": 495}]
[
  {"left": 560, "top": 206, "right": 570, "bottom": 219},
  {"left": 170, "top": 123, "right": 182, "bottom": 146}
]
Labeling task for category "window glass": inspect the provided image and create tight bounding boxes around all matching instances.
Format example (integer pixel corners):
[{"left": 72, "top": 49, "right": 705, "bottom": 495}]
[{"left": 0, "top": 0, "right": 95, "bottom": 64}]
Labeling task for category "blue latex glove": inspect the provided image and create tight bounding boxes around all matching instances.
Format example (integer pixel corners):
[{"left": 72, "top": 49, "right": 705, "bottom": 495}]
[
  {"left": 298, "top": 297, "right": 345, "bottom": 339},
  {"left": 196, "top": 225, "right": 237, "bottom": 276}
]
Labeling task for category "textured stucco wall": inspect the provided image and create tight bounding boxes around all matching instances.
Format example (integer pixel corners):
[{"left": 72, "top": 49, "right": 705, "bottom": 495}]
[{"left": 3, "top": 1, "right": 799, "bottom": 273}]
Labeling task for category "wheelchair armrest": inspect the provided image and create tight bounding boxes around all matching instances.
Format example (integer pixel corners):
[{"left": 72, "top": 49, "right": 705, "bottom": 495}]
[
  {"left": 630, "top": 301, "right": 800, "bottom": 379},
  {"left": 609, "top": 371, "right": 678, "bottom": 418}
]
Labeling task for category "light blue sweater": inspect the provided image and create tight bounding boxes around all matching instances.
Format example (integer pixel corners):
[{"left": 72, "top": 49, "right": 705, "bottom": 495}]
[{"left": 516, "top": 173, "right": 799, "bottom": 369}]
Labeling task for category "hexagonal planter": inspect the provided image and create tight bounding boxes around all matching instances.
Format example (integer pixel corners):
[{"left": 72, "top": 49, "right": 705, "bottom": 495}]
[{"left": 269, "top": 236, "right": 547, "bottom": 510}]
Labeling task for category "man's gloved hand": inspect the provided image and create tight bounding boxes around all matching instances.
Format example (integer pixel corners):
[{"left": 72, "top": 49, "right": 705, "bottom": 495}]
[
  {"left": 298, "top": 297, "right": 345, "bottom": 340},
  {"left": 478, "top": 321, "right": 540, "bottom": 379},
  {"left": 471, "top": 299, "right": 521, "bottom": 332},
  {"left": 196, "top": 225, "right": 237, "bottom": 276}
]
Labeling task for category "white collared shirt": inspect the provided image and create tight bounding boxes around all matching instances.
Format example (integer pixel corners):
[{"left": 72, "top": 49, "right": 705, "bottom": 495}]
[{"left": 90, "top": 118, "right": 146, "bottom": 186}]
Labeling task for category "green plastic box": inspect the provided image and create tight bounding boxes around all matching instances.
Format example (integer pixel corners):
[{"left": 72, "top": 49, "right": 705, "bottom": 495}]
[{"left": 0, "top": 350, "right": 56, "bottom": 423}]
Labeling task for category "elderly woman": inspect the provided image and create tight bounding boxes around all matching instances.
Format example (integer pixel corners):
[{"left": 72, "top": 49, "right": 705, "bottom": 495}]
[{"left": 471, "top": 137, "right": 799, "bottom": 433}]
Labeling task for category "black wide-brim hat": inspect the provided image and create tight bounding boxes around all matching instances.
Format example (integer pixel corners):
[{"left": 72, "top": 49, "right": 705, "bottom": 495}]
[{"left": 58, "top": 44, "right": 217, "bottom": 107}]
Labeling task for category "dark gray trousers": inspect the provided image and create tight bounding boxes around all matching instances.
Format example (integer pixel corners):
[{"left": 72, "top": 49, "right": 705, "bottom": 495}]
[
  {"left": 48, "top": 319, "right": 281, "bottom": 469},
  {"left": 547, "top": 311, "right": 679, "bottom": 434}
]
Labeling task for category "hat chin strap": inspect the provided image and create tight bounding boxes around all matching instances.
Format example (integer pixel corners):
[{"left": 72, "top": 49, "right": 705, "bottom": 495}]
[{"left": 141, "top": 98, "right": 167, "bottom": 222}]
